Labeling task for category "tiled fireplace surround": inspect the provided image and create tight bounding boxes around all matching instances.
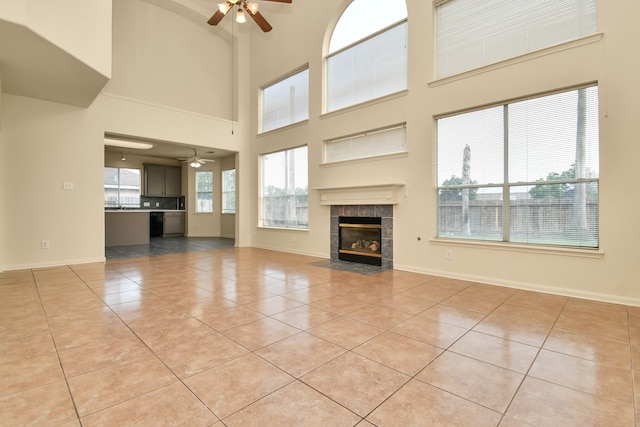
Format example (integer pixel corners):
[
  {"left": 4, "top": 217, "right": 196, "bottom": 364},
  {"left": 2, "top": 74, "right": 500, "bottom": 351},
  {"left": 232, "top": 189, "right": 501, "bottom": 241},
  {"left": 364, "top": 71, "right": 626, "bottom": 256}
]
[{"left": 330, "top": 204, "right": 394, "bottom": 270}]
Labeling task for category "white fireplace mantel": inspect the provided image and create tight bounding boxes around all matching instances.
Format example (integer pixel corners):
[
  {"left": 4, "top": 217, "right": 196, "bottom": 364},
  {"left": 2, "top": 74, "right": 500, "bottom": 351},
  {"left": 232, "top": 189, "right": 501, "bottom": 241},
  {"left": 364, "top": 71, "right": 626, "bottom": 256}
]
[{"left": 314, "top": 183, "right": 405, "bottom": 206}]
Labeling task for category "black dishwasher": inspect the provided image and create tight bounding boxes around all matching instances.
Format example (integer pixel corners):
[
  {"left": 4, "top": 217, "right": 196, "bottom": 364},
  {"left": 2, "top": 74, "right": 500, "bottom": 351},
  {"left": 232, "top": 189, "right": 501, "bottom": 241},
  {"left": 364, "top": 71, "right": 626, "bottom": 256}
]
[{"left": 149, "top": 212, "right": 164, "bottom": 237}]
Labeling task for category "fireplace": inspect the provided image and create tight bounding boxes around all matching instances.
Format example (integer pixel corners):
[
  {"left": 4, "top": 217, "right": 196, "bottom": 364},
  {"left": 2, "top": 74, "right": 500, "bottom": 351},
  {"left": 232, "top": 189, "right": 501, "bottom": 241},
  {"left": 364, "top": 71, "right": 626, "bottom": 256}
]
[
  {"left": 339, "top": 216, "right": 382, "bottom": 266},
  {"left": 330, "top": 204, "right": 393, "bottom": 270}
]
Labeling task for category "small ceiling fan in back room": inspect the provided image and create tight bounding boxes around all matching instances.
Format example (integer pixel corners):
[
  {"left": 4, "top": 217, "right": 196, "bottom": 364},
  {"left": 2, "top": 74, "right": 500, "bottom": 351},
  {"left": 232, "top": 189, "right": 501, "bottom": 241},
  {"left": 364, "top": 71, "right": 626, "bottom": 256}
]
[{"left": 207, "top": 0, "right": 292, "bottom": 32}]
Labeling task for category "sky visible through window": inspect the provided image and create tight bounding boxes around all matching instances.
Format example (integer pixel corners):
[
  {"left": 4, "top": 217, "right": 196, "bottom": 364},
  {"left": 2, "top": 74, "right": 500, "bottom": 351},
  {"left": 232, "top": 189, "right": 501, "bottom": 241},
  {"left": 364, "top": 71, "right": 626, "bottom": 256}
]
[{"left": 329, "top": 0, "right": 407, "bottom": 53}]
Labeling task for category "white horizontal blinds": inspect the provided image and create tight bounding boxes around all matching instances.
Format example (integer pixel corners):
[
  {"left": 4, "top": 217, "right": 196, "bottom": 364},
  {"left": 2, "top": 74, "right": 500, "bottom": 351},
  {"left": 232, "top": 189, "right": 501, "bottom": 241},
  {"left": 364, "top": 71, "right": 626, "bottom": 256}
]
[
  {"left": 436, "top": 86, "right": 599, "bottom": 247},
  {"left": 261, "top": 68, "right": 309, "bottom": 132},
  {"left": 327, "top": 21, "right": 408, "bottom": 112},
  {"left": 325, "top": 125, "right": 407, "bottom": 163},
  {"left": 436, "top": 0, "right": 598, "bottom": 78},
  {"left": 508, "top": 86, "right": 599, "bottom": 247}
]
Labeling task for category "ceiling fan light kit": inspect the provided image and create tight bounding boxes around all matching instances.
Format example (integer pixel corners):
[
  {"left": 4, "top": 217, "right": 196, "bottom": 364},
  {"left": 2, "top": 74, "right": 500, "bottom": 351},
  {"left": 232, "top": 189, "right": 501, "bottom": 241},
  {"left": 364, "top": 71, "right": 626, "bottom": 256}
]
[
  {"left": 208, "top": 0, "right": 292, "bottom": 32},
  {"left": 179, "top": 149, "right": 213, "bottom": 169}
]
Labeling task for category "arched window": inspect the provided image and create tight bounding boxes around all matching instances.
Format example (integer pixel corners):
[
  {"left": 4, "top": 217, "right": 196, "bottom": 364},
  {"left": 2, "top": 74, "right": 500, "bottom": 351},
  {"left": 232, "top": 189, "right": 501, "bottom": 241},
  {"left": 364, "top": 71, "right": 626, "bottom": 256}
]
[{"left": 326, "top": 0, "right": 408, "bottom": 112}]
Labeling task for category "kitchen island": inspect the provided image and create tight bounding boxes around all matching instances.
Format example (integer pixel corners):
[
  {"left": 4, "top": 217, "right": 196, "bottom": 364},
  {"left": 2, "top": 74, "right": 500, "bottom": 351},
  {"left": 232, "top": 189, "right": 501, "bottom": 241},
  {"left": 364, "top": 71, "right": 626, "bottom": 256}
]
[{"left": 105, "top": 210, "right": 186, "bottom": 247}]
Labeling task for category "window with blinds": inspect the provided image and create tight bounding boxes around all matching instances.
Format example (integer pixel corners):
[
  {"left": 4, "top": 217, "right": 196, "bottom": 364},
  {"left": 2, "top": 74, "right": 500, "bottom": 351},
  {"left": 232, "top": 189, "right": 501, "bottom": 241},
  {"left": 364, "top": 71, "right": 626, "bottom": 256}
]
[
  {"left": 326, "top": 0, "right": 408, "bottom": 113},
  {"left": 261, "top": 68, "right": 309, "bottom": 133},
  {"left": 260, "top": 146, "right": 308, "bottom": 229},
  {"left": 437, "top": 86, "right": 599, "bottom": 248},
  {"left": 435, "top": 0, "right": 598, "bottom": 78},
  {"left": 325, "top": 124, "right": 407, "bottom": 164}
]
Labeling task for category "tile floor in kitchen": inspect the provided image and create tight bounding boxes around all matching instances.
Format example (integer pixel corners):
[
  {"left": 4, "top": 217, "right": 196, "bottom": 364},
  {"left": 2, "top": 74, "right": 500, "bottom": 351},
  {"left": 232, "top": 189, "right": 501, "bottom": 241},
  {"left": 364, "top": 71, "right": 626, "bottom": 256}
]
[{"left": 1, "top": 246, "right": 638, "bottom": 426}]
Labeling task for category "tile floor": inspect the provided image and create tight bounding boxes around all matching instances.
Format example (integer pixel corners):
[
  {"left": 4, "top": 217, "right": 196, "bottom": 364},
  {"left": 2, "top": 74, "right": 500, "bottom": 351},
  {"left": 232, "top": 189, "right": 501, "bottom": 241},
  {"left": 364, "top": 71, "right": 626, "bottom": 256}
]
[{"left": 1, "top": 247, "right": 639, "bottom": 426}]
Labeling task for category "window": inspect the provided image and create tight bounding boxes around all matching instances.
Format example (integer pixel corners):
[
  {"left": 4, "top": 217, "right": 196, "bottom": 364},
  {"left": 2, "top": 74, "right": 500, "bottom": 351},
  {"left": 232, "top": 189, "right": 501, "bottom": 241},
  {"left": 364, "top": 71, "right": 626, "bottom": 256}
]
[
  {"left": 195, "top": 171, "right": 213, "bottom": 213},
  {"left": 260, "top": 146, "right": 308, "bottom": 229},
  {"left": 326, "top": 0, "right": 407, "bottom": 112},
  {"left": 222, "top": 169, "right": 236, "bottom": 214},
  {"left": 437, "top": 86, "right": 599, "bottom": 248},
  {"left": 436, "top": 0, "right": 598, "bottom": 78},
  {"left": 261, "top": 68, "right": 309, "bottom": 133},
  {"left": 325, "top": 123, "right": 406, "bottom": 163},
  {"left": 104, "top": 167, "right": 141, "bottom": 207}
]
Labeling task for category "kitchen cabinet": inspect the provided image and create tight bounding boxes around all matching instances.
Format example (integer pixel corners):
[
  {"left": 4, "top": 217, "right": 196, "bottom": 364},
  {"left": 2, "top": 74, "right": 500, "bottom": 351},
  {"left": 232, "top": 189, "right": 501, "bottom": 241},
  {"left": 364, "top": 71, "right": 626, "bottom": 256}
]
[
  {"left": 163, "top": 211, "right": 185, "bottom": 236},
  {"left": 145, "top": 164, "right": 182, "bottom": 196},
  {"left": 105, "top": 211, "right": 150, "bottom": 246}
]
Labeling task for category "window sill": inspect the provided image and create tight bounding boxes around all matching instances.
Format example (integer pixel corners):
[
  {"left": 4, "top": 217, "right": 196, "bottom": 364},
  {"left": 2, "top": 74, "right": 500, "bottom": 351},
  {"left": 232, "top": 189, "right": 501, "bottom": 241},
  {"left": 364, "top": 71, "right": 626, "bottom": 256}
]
[
  {"left": 429, "top": 33, "right": 603, "bottom": 87},
  {"left": 429, "top": 237, "right": 604, "bottom": 259}
]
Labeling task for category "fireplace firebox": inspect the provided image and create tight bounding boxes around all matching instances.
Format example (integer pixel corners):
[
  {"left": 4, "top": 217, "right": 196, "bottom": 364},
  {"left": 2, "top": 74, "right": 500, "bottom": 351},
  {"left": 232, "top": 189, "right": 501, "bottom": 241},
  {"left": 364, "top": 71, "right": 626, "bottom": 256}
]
[{"left": 338, "top": 216, "right": 382, "bottom": 266}]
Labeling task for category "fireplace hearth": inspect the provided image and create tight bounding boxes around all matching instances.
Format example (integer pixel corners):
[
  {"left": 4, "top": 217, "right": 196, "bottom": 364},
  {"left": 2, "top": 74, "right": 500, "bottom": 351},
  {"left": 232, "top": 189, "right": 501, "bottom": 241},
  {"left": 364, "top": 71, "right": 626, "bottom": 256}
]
[{"left": 330, "top": 204, "right": 393, "bottom": 270}]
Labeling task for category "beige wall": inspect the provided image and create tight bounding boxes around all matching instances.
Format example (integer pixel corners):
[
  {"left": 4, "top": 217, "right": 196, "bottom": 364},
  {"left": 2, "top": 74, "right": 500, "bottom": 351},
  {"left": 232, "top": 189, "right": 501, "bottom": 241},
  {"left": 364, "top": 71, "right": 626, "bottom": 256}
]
[{"left": 248, "top": 0, "right": 640, "bottom": 304}]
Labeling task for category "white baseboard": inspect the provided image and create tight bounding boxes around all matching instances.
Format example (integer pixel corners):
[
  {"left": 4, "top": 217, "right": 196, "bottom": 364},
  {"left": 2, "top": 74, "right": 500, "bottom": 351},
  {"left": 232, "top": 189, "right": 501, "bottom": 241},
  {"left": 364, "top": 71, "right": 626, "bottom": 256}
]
[
  {"left": 394, "top": 263, "right": 640, "bottom": 308},
  {"left": 2, "top": 257, "right": 107, "bottom": 272}
]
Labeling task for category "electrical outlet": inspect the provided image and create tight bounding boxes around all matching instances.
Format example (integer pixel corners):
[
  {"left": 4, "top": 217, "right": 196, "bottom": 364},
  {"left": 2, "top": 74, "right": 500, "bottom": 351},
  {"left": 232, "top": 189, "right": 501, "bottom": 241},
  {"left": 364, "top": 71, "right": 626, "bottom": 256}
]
[
  {"left": 445, "top": 249, "right": 453, "bottom": 260},
  {"left": 63, "top": 182, "right": 74, "bottom": 190},
  {"left": 41, "top": 240, "right": 50, "bottom": 249}
]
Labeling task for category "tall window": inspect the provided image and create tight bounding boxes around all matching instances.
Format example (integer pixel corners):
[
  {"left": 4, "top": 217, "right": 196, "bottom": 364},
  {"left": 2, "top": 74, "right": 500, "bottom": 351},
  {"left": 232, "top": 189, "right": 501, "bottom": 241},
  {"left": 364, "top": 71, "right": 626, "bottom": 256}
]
[
  {"left": 104, "top": 167, "right": 141, "bottom": 207},
  {"left": 436, "top": 0, "right": 598, "bottom": 78},
  {"left": 260, "top": 146, "right": 308, "bottom": 229},
  {"left": 222, "top": 169, "right": 236, "bottom": 214},
  {"left": 261, "top": 67, "right": 309, "bottom": 133},
  {"left": 195, "top": 170, "right": 213, "bottom": 213},
  {"left": 437, "top": 86, "right": 599, "bottom": 248},
  {"left": 326, "top": 0, "right": 407, "bottom": 112}
]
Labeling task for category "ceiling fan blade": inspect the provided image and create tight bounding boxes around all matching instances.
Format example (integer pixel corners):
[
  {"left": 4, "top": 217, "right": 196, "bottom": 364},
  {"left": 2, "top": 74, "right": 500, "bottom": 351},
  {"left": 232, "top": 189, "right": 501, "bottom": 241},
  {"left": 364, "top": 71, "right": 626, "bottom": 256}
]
[
  {"left": 246, "top": 9, "right": 273, "bottom": 32},
  {"left": 261, "top": 0, "right": 292, "bottom": 3},
  {"left": 207, "top": 10, "right": 226, "bottom": 25}
]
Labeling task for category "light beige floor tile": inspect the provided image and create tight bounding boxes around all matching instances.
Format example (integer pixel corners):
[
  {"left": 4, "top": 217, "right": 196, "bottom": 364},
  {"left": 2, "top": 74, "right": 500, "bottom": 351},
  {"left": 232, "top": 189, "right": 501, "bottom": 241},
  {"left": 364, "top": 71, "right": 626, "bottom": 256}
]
[
  {"left": 504, "top": 376, "right": 634, "bottom": 426},
  {"left": 366, "top": 379, "right": 502, "bottom": 427},
  {"left": 417, "top": 351, "right": 524, "bottom": 413},
  {"left": 156, "top": 332, "right": 249, "bottom": 378},
  {"left": 544, "top": 328, "right": 631, "bottom": 369},
  {"left": 135, "top": 317, "right": 215, "bottom": 351},
  {"left": 223, "top": 317, "right": 300, "bottom": 350},
  {"left": 256, "top": 332, "right": 346, "bottom": 377},
  {"left": 346, "top": 304, "right": 414, "bottom": 329},
  {"left": 80, "top": 382, "right": 217, "bottom": 427},
  {"left": 310, "top": 294, "right": 370, "bottom": 315},
  {"left": 307, "top": 316, "right": 384, "bottom": 349},
  {"left": 374, "top": 294, "right": 438, "bottom": 315},
  {"left": 439, "top": 293, "right": 503, "bottom": 315},
  {"left": 449, "top": 330, "right": 539, "bottom": 373},
  {"left": 51, "top": 319, "right": 135, "bottom": 350},
  {"left": 473, "top": 311, "right": 551, "bottom": 347},
  {"left": 197, "top": 305, "right": 265, "bottom": 331},
  {"left": 0, "top": 380, "right": 77, "bottom": 427},
  {"left": 224, "top": 381, "right": 362, "bottom": 426},
  {"left": 58, "top": 334, "right": 152, "bottom": 377},
  {"left": 491, "top": 303, "right": 560, "bottom": 328},
  {"left": 420, "top": 303, "right": 486, "bottom": 329},
  {"left": 529, "top": 349, "right": 633, "bottom": 403},
  {"left": 67, "top": 354, "right": 177, "bottom": 416},
  {"left": 554, "top": 310, "right": 630, "bottom": 343},
  {"left": 184, "top": 353, "right": 294, "bottom": 419},
  {"left": 270, "top": 304, "right": 340, "bottom": 329},
  {"left": 0, "top": 332, "right": 57, "bottom": 364},
  {"left": 242, "top": 294, "right": 306, "bottom": 316},
  {"left": 353, "top": 331, "right": 442, "bottom": 376},
  {"left": 301, "top": 352, "right": 409, "bottom": 417},
  {"left": 0, "top": 352, "right": 65, "bottom": 397},
  {"left": 391, "top": 315, "right": 468, "bottom": 349}
]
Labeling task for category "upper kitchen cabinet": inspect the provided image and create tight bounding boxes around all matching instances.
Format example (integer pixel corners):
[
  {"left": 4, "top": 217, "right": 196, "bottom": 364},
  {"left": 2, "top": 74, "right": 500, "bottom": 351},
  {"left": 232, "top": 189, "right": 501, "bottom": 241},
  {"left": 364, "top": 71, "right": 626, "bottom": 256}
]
[{"left": 144, "top": 164, "right": 182, "bottom": 196}]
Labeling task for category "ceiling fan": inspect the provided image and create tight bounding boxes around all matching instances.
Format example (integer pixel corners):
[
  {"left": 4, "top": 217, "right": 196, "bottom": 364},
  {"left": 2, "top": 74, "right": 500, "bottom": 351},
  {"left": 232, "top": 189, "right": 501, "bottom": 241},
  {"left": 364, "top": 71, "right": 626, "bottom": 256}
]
[
  {"left": 207, "top": 0, "right": 292, "bottom": 32},
  {"left": 178, "top": 149, "right": 214, "bottom": 168}
]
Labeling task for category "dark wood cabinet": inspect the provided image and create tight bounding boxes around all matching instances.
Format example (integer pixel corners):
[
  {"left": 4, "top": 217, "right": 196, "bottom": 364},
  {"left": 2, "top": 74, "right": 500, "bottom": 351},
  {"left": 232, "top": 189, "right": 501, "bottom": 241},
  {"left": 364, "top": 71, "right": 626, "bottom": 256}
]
[{"left": 144, "top": 164, "right": 182, "bottom": 196}]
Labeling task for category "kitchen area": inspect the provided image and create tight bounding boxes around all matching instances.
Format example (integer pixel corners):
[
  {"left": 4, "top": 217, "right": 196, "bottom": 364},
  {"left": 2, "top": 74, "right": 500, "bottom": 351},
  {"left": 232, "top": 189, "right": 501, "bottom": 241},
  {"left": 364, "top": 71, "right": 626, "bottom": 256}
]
[
  {"left": 105, "top": 163, "right": 186, "bottom": 247},
  {"left": 104, "top": 137, "right": 237, "bottom": 250}
]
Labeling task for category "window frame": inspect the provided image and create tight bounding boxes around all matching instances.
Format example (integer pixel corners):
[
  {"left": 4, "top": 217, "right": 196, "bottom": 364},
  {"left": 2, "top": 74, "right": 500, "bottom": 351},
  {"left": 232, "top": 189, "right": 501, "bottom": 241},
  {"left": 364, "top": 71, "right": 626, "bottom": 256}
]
[
  {"left": 103, "top": 167, "right": 141, "bottom": 208},
  {"left": 260, "top": 66, "right": 309, "bottom": 134},
  {"left": 195, "top": 170, "right": 213, "bottom": 214},
  {"left": 436, "top": 85, "right": 600, "bottom": 249},
  {"left": 324, "top": 123, "right": 407, "bottom": 164},
  {"left": 222, "top": 169, "right": 236, "bottom": 214},
  {"left": 259, "top": 146, "right": 309, "bottom": 230}
]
